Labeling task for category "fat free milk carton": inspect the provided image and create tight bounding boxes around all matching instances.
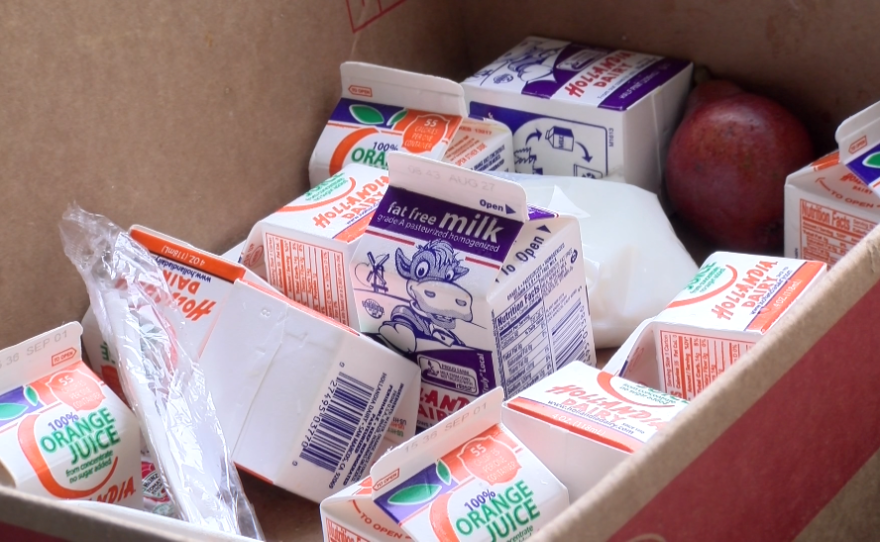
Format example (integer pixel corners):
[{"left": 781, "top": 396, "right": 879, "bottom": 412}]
[
  {"left": 198, "top": 277, "right": 420, "bottom": 503},
  {"left": 502, "top": 362, "right": 688, "bottom": 500},
  {"left": 351, "top": 154, "right": 594, "bottom": 429},
  {"left": 0, "top": 323, "right": 141, "bottom": 508},
  {"left": 604, "top": 252, "right": 827, "bottom": 400},
  {"left": 309, "top": 62, "right": 467, "bottom": 187},
  {"left": 240, "top": 163, "right": 390, "bottom": 328},
  {"left": 322, "top": 388, "right": 569, "bottom": 542},
  {"left": 785, "top": 151, "right": 880, "bottom": 266},
  {"left": 462, "top": 36, "right": 693, "bottom": 193}
]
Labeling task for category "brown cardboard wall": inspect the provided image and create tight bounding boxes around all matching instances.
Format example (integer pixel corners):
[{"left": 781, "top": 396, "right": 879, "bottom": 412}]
[
  {"left": 461, "top": 0, "right": 880, "bottom": 151},
  {"left": 0, "top": 0, "right": 469, "bottom": 347}
]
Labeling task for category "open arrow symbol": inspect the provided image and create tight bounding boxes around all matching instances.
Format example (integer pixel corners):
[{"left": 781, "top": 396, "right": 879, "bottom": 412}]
[
  {"left": 526, "top": 128, "right": 542, "bottom": 145},
  {"left": 576, "top": 142, "right": 593, "bottom": 163}
]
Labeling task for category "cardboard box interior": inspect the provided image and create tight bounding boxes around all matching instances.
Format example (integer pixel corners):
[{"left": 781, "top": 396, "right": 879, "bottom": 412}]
[{"left": 3, "top": 1, "right": 880, "bottom": 540}]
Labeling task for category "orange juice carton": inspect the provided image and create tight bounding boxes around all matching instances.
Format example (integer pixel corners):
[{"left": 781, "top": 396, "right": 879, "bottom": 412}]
[
  {"left": 604, "top": 252, "right": 827, "bottom": 400},
  {"left": 82, "top": 226, "right": 262, "bottom": 401},
  {"left": 198, "top": 277, "right": 420, "bottom": 503},
  {"left": 443, "top": 118, "right": 514, "bottom": 173},
  {"left": 461, "top": 36, "right": 693, "bottom": 193},
  {"left": 342, "top": 387, "right": 569, "bottom": 542},
  {"left": 785, "top": 151, "right": 880, "bottom": 266},
  {"left": 308, "top": 62, "right": 467, "bottom": 187},
  {"left": 0, "top": 323, "right": 141, "bottom": 508},
  {"left": 319, "top": 476, "right": 410, "bottom": 542},
  {"left": 350, "top": 153, "right": 594, "bottom": 430},
  {"left": 502, "top": 362, "right": 688, "bottom": 500},
  {"left": 239, "top": 163, "right": 390, "bottom": 328}
]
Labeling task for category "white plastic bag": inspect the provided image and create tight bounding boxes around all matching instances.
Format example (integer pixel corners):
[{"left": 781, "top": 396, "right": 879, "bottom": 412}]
[
  {"left": 59, "top": 205, "right": 263, "bottom": 539},
  {"left": 493, "top": 173, "right": 698, "bottom": 348}
]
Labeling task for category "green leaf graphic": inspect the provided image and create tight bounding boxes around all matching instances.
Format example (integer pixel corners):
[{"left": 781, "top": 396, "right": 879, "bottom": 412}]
[
  {"left": 864, "top": 152, "right": 880, "bottom": 169},
  {"left": 388, "top": 483, "right": 441, "bottom": 506},
  {"left": 350, "top": 104, "right": 384, "bottom": 125},
  {"left": 0, "top": 403, "right": 28, "bottom": 421},
  {"left": 436, "top": 460, "right": 451, "bottom": 485},
  {"left": 24, "top": 386, "right": 39, "bottom": 407},
  {"left": 388, "top": 109, "right": 408, "bottom": 127}
]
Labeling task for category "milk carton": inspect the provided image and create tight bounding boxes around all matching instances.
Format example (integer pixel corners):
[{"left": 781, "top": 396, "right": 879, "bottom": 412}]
[
  {"left": 461, "top": 36, "right": 693, "bottom": 193},
  {"left": 785, "top": 151, "right": 880, "bottom": 266},
  {"left": 351, "top": 154, "right": 594, "bottom": 429},
  {"left": 502, "top": 362, "right": 688, "bottom": 500},
  {"left": 308, "top": 62, "right": 467, "bottom": 187},
  {"left": 198, "top": 277, "right": 420, "bottom": 503},
  {"left": 442, "top": 118, "right": 514, "bottom": 173},
  {"left": 240, "top": 164, "right": 389, "bottom": 327},
  {"left": 604, "top": 252, "right": 827, "bottom": 400},
  {"left": 82, "top": 226, "right": 260, "bottom": 401},
  {"left": 835, "top": 99, "right": 880, "bottom": 195},
  {"left": 0, "top": 323, "right": 141, "bottom": 508},
  {"left": 358, "top": 388, "right": 569, "bottom": 542}
]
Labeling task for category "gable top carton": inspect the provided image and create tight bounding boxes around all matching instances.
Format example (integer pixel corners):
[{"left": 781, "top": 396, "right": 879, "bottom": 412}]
[
  {"left": 835, "top": 99, "right": 880, "bottom": 193},
  {"left": 604, "top": 252, "right": 826, "bottom": 400},
  {"left": 784, "top": 151, "right": 880, "bottom": 266},
  {"left": 461, "top": 36, "right": 692, "bottom": 193},
  {"left": 367, "top": 388, "right": 569, "bottom": 542},
  {"left": 240, "top": 163, "right": 390, "bottom": 327},
  {"left": 81, "top": 226, "right": 261, "bottom": 402},
  {"left": 351, "top": 153, "right": 595, "bottom": 430},
  {"left": 501, "top": 362, "right": 688, "bottom": 500},
  {"left": 198, "top": 277, "right": 420, "bottom": 503},
  {"left": 308, "top": 62, "right": 467, "bottom": 187},
  {"left": 0, "top": 323, "right": 141, "bottom": 508}
]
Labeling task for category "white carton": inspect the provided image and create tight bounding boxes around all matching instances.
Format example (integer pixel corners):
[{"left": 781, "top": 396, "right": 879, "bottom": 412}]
[
  {"left": 442, "top": 118, "right": 513, "bottom": 173},
  {"left": 835, "top": 99, "right": 880, "bottom": 195},
  {"left": 350, "top": 154, "right": 594, "bottom": 430},
  {"left": 0, "top": 323, "right": 141, "bottom": 508},
  {"left": 461, "top": 36, "right": 693, "bottom": 193},
  {"left": 501, "top": 362, "right": 688, "bottom": 500},
  {"left": 319, "top": 476, "right": 410, "bottom": 542},
  {"left": 785, "top": 151, "right": 880, "bottom": 266},
  {"left": 198, "top": 277, "right": 420, "bottom": 503},
  {"left": 240, "top": 163, "right": 390, "bottom": 328},
  {"left": 604, "top": 252, "right": 827, "bottom": 400},
  {"left": 350, "top": 388, "right": 569, "bottom": 542},
  {"left": 308, "top": 62, "right": 467, "bottom": 187},
  {"left": 82, "top": 226, "right": 261, "bottom": 401}
]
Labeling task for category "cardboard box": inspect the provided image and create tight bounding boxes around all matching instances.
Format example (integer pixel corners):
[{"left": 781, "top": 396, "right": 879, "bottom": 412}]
[
  {"left": 240, "top": 163, "right": 390, "bottom": 327},
  {"left": 198, "top": 277, "right": 420, "bottom": 503},
  {"left": 350, "top": 153, "right": 594, "bottom": 429},
  {"left": 442, "top": 118, "right": 513, "bottom": 173},
  {"left": 360, "top": 388, "right": 569, "bottom": 542},
  {"left": 785, "top": 151, "right": 880, "bottom": 265},
  {"left": 308, "top": 62, "right": 467, "bottom": 187},
  {"left": 461, "top": 36, "right": 692, "bottom": 193},
  {"left": 603, "top": 252, "right": 827, "bottom": 400},
  {"left": 0, "top": 323, "right": 141, "bottom": 509},
  {"left": 7, "top": 1, "right": 880, "bottom": 541},
  {"left": 502, "top": 362, "right": 688, "bottom": 500}
]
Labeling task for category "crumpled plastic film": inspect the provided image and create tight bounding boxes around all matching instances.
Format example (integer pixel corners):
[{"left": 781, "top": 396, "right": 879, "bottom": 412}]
[
  {"left": 492, "top": 173, "right": 699, "bottom": 348},
  {"left": 59, "top": 205, "right": 264, "bottom": 540}
]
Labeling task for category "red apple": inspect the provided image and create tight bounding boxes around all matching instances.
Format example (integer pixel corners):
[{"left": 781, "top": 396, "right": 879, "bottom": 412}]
[{"left": 665, "top": 81, "right": 814, "bottom": 252}]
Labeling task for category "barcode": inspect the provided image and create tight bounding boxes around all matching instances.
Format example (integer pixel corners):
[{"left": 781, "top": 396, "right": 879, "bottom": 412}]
[
  {"left": 552, "top": 301, "right": 587, "bottom": 368},
  {"left": 300, "top": 372, "right": 375, "bottom": 473}
]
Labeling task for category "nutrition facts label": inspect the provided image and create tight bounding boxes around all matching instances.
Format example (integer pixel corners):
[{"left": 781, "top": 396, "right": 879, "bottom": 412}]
[
  {"left": 659, "top": 331, "right": 754, "bottom": 400},
  {"left": 265, "top": 233, "right": 349, "bottom": 325},
  {"left": 495, "top": 245, "right": 589, "bottom": 397},
  {"left": 799, "top": 199, "right": 876, "bottom": 265}
]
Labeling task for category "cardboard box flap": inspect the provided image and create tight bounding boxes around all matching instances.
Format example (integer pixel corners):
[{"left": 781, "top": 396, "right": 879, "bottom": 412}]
[
  {"left": 341, "top": 62, "right": 467, "bottom": 117},
  {"left": 0, "top": 322, "right": 83, "bottom": 394},
  {"left": 369, "top": 387, "right": 503, "bottom": 497},
  {"left": 835, "top": 99, "right": 880, "bottom": 188}
]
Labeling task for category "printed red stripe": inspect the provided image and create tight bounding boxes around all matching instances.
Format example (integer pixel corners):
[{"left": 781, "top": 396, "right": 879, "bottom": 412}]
[{"left": 610, "top": 279, "right": 880, "bottom": 541}]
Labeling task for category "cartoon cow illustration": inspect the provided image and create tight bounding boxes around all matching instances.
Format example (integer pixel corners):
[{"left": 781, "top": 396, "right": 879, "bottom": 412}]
[{"left": 379, "top": 239, "right": 472, "bottom": 354}]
